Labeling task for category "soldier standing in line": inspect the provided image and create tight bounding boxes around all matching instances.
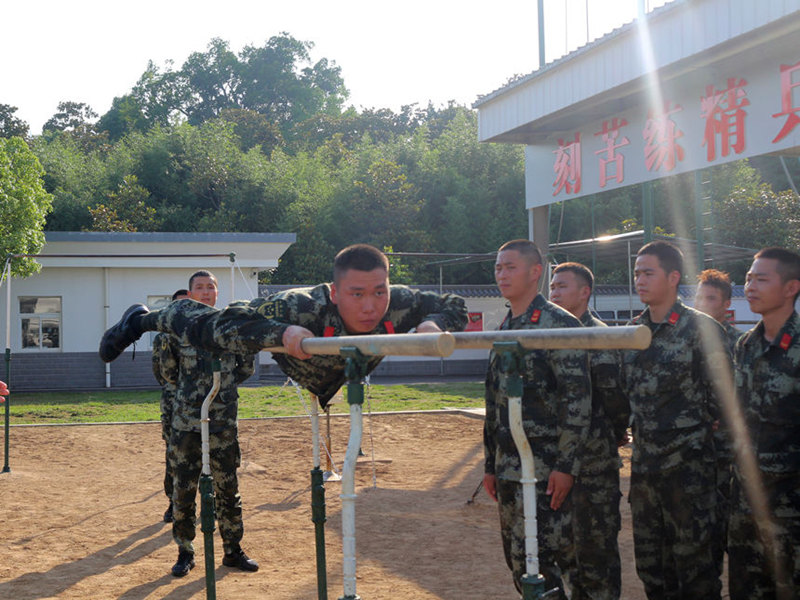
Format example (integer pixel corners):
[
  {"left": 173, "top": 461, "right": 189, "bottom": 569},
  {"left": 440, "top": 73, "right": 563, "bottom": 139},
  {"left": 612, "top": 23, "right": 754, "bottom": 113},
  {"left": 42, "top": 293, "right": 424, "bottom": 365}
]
[
  {"left": 729, "top": 247, "right": 800, "bottom": 599},
  {"left": 99, "top": 244, "right": 467, "bottom": 407},
  {"left": 621, "top": 240, "right": 729, "bottom": 600},
  {"left": 695, "top": 269, "right": 743, "bottom": 354},
  {"left": 152, "top": 288, "right": 189, "bottom": 524},
  {"left": 693, "top": 268, "right": 743, "bottom": 572},
  {"left": 483, "top": 240, "right": 591, "bottom": 599},
  {"left": 549, "top": 262, "right": 629, "bottom": 600},
  {"left": 168, "top": 271, "right": 257, "bottom": 577}
]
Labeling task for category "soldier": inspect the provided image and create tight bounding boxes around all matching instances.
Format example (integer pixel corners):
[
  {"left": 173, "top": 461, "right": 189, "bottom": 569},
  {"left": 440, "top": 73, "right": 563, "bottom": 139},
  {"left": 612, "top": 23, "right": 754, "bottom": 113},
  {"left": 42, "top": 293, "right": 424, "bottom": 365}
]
[
  {"left": 483, "top": 240, "right": 591, "bottom": 598},
  {"left": 549, "top": 262, "right": 629, "bottom": 600},
  {"left": 99, "top": 244, "right": 467, "bottom": 405},
  {"left": 695, "top": 269, "right": 743, "bottom": 354},
  {"left": 152, "top": 288, "right": 189, "bottom": 524},
  {"left": 622, "top": 240, "right": 729, "bottom": 599},
  {"left": 729, "top": 247, "right": 800, "bottom": 599},
  {"left": 694, "top": 268, "right": 743, "bottom": 570},
  {"left": 168, "top": 271, "right": 257, "bottom": 577}
]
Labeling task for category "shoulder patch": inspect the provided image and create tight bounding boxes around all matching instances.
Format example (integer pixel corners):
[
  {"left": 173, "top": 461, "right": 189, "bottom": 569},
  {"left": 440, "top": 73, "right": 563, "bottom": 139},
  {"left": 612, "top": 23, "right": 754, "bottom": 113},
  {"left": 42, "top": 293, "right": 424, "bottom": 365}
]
[
  {"left": 530, "top": 309, "right": 541, "bottom": 324},
  {"left": 256, "top": 299, "right": 288, "bottom": 320},
  {"left": 668, "top": 311, "right": 680, "bottom": 325},
  {"left": 780, "top": 332, "right": 792, "bottom": 351}
]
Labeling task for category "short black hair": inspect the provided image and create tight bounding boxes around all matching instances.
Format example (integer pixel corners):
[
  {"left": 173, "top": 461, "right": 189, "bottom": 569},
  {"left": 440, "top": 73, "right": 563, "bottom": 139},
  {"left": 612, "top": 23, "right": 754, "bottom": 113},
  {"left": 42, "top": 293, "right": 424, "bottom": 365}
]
[
  {"left": 553, "top": 262, "right": 594, "bottom": 292},
  {"left": 754, "top": 247, "right": 800, "bottom": 302},
  {"left": 498, "top": 239, "right": 543, "bottom": 266},
  {"left": 171, "top": 288, "right": 189, "bottom": 301},
  {"left": 333, "top": 244, "right": 389, "bottom": 282},
  {"left": 638, "top": 240, "right": 683, "bottom": 278},
  {"left": 697, "top": 269, "right": 732, "bottom": 301},
  {"left": 188, "top": 270, "right": 217, "bottom": 290}
]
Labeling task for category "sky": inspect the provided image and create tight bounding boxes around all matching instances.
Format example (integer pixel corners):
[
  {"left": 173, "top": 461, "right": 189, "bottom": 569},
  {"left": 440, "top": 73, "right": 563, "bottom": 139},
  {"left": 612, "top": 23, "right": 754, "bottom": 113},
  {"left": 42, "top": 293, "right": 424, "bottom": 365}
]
[{"left": 3, "top": 0, "right": 671, "bottom": 134}]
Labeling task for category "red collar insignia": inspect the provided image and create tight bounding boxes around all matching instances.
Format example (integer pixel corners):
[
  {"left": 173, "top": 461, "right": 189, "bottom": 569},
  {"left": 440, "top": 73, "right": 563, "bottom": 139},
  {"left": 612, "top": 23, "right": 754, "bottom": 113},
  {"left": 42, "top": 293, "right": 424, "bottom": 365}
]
[
  {"left": 323, "top": 326, "right": 335, "bottom": 337},
  {"left": 530, "top": 309, "right": 541, "bottom": 324},
  {"left": 384, "top": 321, "right": 395, "bottom": 334},
  {"left": 668, "top": 311, "right": 680, "bottom": 325},
  {"left": 780, "top": 333, "right": 792, "bottom": 351}
]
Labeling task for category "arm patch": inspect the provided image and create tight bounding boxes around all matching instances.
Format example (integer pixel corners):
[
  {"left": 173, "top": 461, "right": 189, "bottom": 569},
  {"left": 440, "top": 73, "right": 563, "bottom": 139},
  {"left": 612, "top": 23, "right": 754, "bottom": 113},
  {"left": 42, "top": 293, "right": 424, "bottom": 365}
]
[{"left": 256, "top": 299, "right": 288, "bottom": 321}]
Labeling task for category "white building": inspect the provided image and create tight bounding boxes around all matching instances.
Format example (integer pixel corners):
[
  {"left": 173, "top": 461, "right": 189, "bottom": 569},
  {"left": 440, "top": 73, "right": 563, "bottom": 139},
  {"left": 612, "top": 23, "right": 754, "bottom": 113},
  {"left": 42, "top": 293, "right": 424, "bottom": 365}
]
[{"left": 0, "top": 231, "right": 295, "bottom": 391}]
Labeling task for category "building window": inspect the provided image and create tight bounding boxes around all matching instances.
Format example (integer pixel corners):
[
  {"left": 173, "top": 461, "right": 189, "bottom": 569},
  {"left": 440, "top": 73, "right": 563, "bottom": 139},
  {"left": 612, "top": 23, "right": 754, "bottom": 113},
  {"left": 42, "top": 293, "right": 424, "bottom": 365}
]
[{"left": 19, "top": 296, "right": 61, "bottom": 350}]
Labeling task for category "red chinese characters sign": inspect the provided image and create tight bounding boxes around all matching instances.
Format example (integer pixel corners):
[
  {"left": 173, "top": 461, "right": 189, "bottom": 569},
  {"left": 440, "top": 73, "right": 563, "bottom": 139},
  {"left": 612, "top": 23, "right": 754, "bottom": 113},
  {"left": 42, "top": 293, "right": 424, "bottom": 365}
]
[{"left": 535, "top": 57, "right": 799, "bottom": 204}]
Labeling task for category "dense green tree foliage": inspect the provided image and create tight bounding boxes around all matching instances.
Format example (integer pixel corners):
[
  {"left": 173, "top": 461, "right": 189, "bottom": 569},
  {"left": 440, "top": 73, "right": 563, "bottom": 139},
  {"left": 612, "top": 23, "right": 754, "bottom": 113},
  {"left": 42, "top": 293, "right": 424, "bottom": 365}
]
[
  {"left": 21, "top": 34, "right": 799, "bottom": 284},
  {"left": 0, "top": 104, "right": 29, "bottom": 139},
  {"left": 0, "top": 137, "right": 52, "bottom": 277}
]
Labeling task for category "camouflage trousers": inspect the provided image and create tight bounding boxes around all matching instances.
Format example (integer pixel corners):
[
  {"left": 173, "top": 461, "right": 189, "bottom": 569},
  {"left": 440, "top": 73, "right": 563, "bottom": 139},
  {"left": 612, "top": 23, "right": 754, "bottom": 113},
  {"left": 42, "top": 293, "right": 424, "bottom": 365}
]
[
  {"left": 160, "top": 397, "right": 173, "bottom": 500},
  {"left": 728, "top": 472, "right": 800, "bottom": 600},
  {"left": 712, "top": 458, "right": 732, "bottom": 572},
  {"left": 629, "top": 461, "right": 721, "bottom": 600},
  {"left": 569, "top": 468, "right": 622, "bottom": 600},
  {"left": 496, "top": 477, "right": 574, "bottom": 599},
  {"left": 168, "top": 428, "right": 243, "bottom": 555}
]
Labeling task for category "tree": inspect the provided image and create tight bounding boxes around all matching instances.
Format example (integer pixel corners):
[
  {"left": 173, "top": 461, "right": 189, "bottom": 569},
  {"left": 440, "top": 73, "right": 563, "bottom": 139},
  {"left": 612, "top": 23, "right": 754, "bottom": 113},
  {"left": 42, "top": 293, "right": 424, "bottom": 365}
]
[
  {"left": 42, "top": 101, "right": 108, "bottom": 152},
  {"left": 86, "top": 175, "right": 158, "bottom": 232},
  {"left": 0, "top": 137, "right": 53, "bottom": 277},
  {"left": 43, "top": 101, "right": 98, "bottom": 133},
  {"left": 96, "top": 94, "right": 150, "bottom": 141},
  {"left": 129, "top": 34, "right": 348, "bottom": 135},
  {"left": 0, "top": 104, "right": 29, "bottom": 139}
]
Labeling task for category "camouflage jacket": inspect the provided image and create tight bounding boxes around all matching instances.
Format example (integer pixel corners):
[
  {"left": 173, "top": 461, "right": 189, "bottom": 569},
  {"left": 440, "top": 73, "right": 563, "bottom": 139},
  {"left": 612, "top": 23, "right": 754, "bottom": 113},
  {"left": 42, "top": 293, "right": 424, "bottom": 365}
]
[
  {"left": 483, "top": 294, "right": 591, "bottom": 482},
  {"left": 171, "top": 342, "right": 255, "bottom": 433},
  {"left": 152, "top": 332, "right": 180, "bottom": 417},
  {"left": 734, "top": 311, "right": 800, "bottom": 480},
  {"left": 578, "top": 311, "right": 629, "bottom": 475},
  {"left": 621, "top": 299, "right": 730, "bottom": 473},
  {"left": 721, "top": 319, "right": 744, "bottom": 356},
  {"left": 148, "top": 285, "right": 468, "bottom": 406}
]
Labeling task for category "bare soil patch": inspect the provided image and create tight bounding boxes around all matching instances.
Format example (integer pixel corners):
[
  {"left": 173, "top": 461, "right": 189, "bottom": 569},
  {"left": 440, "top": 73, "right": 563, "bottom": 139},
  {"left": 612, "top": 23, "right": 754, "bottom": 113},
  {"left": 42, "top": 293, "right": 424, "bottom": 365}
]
[{"left": 0, "top": 412, "right": 719, "bottom": 599}]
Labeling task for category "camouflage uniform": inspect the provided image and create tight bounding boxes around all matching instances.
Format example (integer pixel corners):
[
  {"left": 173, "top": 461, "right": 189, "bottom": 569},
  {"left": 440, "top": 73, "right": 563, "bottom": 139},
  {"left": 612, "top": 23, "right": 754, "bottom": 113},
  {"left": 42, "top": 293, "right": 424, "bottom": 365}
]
[
  {"left": 168, "top": 334, "right": 255, "bottom": 555},
  {"left": 138, "top": 285, "right": 468, "bottom": 406},
  {"left": 568, "top": 311, "right": 629, "bottom": 600},
  {"left": 483, "top": 294, "right": 591, "bottom": 597},
  {"left": 621, "top": 299, "right": 728, "bottom": 599},
  {"left": 152, "top": 332, "right": 180, "bottom": 503},
  {"left": 729, "top": 311, "right": 800, "bottom": 600},
  {"left": 711, "top": 319, "right": 743, "bottom": 570}
]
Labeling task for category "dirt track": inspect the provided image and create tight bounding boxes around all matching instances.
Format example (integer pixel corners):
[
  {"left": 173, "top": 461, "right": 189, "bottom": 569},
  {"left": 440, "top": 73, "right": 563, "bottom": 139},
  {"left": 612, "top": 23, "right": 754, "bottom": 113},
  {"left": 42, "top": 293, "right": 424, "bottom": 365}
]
[{"left": 0, "top": 412, "right": 724, "bottom": 599}]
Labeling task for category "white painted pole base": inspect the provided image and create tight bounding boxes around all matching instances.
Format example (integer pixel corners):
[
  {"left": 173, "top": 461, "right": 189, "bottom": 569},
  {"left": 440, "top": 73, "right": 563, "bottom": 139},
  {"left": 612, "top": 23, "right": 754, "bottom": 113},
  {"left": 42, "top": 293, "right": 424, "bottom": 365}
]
[
  {"left": 508, "top": 394, "right": 540, "bottom": 578},
  {"left": 340, "top": 401, "right": 363, "bottom": 600}
]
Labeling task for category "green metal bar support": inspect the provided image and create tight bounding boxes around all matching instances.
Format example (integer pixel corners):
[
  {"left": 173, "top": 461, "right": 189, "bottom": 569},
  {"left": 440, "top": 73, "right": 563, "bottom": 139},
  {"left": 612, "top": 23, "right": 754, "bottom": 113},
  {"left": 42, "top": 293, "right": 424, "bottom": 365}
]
[
  {"left": 311, "top": 466, "right": 328, "bottom": 600},
  {"left": 200, "top": 473, "right": 217, "bottom": 600}
]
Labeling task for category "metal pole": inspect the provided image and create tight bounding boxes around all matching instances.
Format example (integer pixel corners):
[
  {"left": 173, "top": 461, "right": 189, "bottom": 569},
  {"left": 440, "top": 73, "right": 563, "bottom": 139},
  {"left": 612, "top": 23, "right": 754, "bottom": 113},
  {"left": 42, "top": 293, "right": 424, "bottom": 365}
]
[
  {"left": 229, "top": 253, "right": 236, "bottom": 305},
  {"left": 4, "top": 259, "right": 11, "bottom": 473},
  {"left": 310, "top": 397, "right": 329, "bottom": 600},
  {"left": 537, "top": 0, "right": 546, "bottom": 68},
  {"left": 103, "top": 267, "right": 111, "bottom": 388},
  {"left": 200, "top": 361, "right": 221, "bottom": 600}
]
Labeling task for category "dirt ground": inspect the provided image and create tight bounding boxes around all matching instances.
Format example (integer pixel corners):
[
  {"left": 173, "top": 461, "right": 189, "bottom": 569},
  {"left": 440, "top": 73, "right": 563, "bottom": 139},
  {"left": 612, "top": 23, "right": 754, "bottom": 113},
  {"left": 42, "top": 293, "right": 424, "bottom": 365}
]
[{"left": 0, "top": 411, "right": 727, "bottom": 600}]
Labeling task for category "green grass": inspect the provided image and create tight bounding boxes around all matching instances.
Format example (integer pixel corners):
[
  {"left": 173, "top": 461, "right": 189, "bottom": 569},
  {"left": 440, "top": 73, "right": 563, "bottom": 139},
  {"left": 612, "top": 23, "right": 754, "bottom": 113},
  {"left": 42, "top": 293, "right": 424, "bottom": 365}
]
[{"left": 2, "top": 382, "right": 485, "bottom": 425}]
